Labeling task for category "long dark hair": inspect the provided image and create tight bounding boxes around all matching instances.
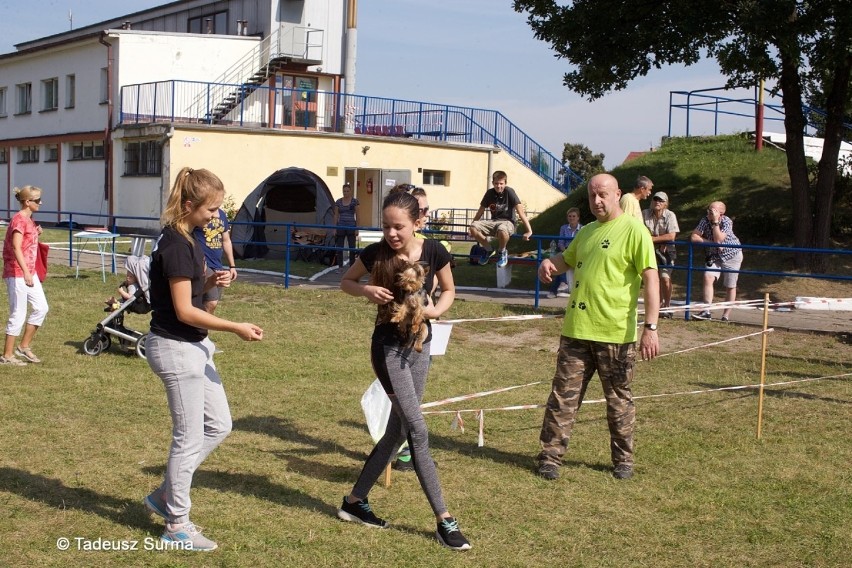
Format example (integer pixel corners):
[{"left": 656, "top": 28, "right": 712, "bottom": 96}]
[{"left": 371, "top": 191, "right": 423, "bottom": 321}]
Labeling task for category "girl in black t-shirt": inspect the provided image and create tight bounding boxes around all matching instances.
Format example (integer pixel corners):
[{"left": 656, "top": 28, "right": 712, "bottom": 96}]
[
  {"left": 143, "top": 167, "right": 263, "bottom": 551},
  {"left": 337, "top": 191, "right": 471, "bottom": 551}
]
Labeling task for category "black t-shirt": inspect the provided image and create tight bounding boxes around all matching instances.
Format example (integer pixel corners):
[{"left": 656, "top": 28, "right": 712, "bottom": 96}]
[
  {"left": 479, "top": 186, "right": 521, "bottom": 223},
  {"left": 149, "top": 226, "right": 207, "bottom": 342},
  {"left": 359, "top": 238, "right": 452, "bottom": 345}
]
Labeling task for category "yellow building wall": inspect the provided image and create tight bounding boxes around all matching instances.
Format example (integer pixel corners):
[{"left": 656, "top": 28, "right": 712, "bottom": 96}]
[{"left": 165, "top": 127, "right": 566, "bottom": 226}]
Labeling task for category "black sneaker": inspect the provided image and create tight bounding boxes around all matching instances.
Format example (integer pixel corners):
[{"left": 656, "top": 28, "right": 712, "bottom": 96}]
[
  {"left": 436, "top": 517, "right": 471, "bottom": 551},
  {"left": 692, "top": 311, "right": 711, "bottom": 321},
  {"left": 337, "top": 497, "right": 389, "bottom": 529},
  {"left": 613, "top": 464, "right": 634, "bottom": 480},
  {"left": 392, "top": 458, "right": 414, "bottom": 472},
  {"left": 537, "top": 463, "right": 560, "bottom": 480}
]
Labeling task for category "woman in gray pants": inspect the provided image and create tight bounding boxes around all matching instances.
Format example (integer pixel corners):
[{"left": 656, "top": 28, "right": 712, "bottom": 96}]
[
  {"left": 337, "top": 190, "right": 471, "bottom": 551},
  {"left": 143, "top": 167, "right": 263, "bottom": 551}
]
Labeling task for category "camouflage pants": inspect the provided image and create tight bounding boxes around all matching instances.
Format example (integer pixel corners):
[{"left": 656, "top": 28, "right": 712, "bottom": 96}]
[{"left": 538, "top": 336, "right": 636, "bottom": 467}]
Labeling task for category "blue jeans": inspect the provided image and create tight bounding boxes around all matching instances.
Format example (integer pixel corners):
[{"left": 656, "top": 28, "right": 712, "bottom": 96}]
[{"left": 146, "top": 334, "right": 232, "bottom": 524}]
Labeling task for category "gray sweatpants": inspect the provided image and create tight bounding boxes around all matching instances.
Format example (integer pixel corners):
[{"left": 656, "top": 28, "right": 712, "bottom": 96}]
[
  {"left": 352, "top": 339, "right": 447, "bottom": 516},
  {"left": 146, "top": 334, "right": 232, "bottom": 524}
]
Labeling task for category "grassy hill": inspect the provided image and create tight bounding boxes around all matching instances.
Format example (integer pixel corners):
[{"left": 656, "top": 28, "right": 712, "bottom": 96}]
[{"left": 530, "top": 133, "right": 848, "bottom": 246}]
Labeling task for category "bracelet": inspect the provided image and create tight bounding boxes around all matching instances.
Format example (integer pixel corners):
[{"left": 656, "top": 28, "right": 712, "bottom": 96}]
[{"left": 229, "top": 265, "right": 237, "bottom": 268}]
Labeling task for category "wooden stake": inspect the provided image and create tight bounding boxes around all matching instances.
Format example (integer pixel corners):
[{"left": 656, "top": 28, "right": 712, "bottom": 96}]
[
  {"left": 756, "top": 293, "right": 770, "bottom": 439},
  {"left": 382, "top": 462, "right": 392, "bottom": 487}
]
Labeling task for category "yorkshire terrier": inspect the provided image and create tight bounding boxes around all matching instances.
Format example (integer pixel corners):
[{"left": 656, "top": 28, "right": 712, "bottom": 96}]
[{"left": 389, "top": 262, "right": 428, "bottom": 352}]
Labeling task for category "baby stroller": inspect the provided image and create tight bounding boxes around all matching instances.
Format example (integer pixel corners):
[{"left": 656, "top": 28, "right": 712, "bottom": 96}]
[{"left": 83, "top": 254, "right": 151, "bottom": 359}]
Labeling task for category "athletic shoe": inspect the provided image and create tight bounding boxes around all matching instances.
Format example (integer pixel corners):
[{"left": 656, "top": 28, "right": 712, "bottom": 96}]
[
  {"left": 337, "top": 497, "right": 389, "bottom": 529},
  {"left": 556, "top": 291, "right": 570, "bottom": 298},
  {"left": 496, "top": 249, "right": 509, "bottom": 268},
  {"left": 660, "top": 312, "right": 674, "bottom": 319},
  {"left": 546, "top": 291, "right": 557, "bottom": 299},
  {"left": 161, "top": 521, "right": 218, "bottom": 551},
  {"left": 144, "top": 491, "right": 168, "bottom": 520},
  {"left": 693, "top": 311, "right": 712, "bottom": 321},
  {"left": 0, "top": 356, "right": 27, "bottom": 366},
  {"left": 436, "top": 517, "right": 471, "bottom": 551},
  {"left": 392, "top": 458, "right": 414, "bottom": 472},
  {"left": 720, "top": 316, "right": 729, "bottom": 322},
  {"left": 537, "top": 463, "right": 560, "bottom": 480},
  {"left": 478, "top": 249, "right": 495, "bottom": 266},
  {"left": 14, "top": 346, "right": 40, "bottom": 363},
  {"left": 613, "top": 464, "right": 634, "bottom": 480}
]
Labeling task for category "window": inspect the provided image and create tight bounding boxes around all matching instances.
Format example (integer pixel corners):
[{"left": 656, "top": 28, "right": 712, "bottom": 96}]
[
  {"left": 124, "top": 140, "right": 162, "bottom": 176},
  {"left": 0, "top": 147, "right": 7, "bottom": 164},
  {"left": 188, "top": 10, "right": 229, "bottom": 34},
  {"left": 422, "top": 169, "right": 448, "bottom": 186},
  {"left": 65, "top": 74, "right": 76, "bottom": 108},
  {"left": 100, "top": 68, "right": 108, "bottom": 103},
  {"left": 41, "top": 78, "right": 58, "bottom": 111},
  {"left": 0, "top": 87, "right": 6, "bottom": 117},
  {"left": 18, "top": 145, "right": 39, "bottom": 163},
  {"left": 70, "top": 141, "right": 104, "bottom": 160},
  {"left": 44, "top": 144, "right": 58, "bottom": 162},
  {"left": 16, "top": 82, "right": 32, "bottom": 114}
]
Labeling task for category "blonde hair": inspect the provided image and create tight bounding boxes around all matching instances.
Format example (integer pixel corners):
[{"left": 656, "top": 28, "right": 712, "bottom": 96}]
[
  {"left": 161, "top": 167, "right": 224, "bottom": 241},
  {"left": 13, "top": 185, "right": 42, "bottom": 207}
]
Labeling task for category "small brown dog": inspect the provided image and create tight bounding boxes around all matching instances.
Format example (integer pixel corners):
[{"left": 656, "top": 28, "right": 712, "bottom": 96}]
[{"left": 389, "top": 262, "right": 428, "bottom": 352}]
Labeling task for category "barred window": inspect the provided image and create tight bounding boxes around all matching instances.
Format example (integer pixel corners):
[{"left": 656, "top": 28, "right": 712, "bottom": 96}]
[
  {"left": 18, "top": 145, "right": 39, "bottom": 163},
  {"left": 124, "top": 140, "right": 162, "bottom": 176},
  {"left": 45, "top": 144, "right": 58, "bottom": 162},
  {"left": 0, "top": 147, "right": 7, "bottom": 164}
]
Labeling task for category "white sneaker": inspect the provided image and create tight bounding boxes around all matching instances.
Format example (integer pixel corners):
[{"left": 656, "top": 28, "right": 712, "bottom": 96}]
[
  {"left": 161, "top": 521, "right": 218, "bottom": 551},
  {"left": 546, "top": 292, "right": 557, "bottom": 299}
]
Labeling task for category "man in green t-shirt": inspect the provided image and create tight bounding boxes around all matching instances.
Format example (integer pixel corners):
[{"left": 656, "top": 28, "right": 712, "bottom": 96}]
[{"left": 536, "top": 173, "right": 660, "bottom": 481}]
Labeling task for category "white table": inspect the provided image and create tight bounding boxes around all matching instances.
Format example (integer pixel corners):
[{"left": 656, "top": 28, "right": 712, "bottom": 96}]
[{"left": 74, "top": 231, "right": 120, "bottom": 282}]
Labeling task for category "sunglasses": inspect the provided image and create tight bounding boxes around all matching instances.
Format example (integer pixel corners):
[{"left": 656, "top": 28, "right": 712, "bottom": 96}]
[
  {"left": 28, "top": 198, "right": 42, "bottom": 204},
  {"left": 652, "top": 197, "right": 665, "bottom": 202}
]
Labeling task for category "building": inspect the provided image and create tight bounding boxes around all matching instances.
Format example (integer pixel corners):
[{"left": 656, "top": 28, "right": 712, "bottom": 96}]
[{"left": 0, "top": 0, "right": 571, "bottom": 235}]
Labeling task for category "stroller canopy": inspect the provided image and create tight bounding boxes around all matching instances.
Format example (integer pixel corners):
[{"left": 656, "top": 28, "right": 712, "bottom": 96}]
[
  {"left": 125, "top": 255, "right": 151, "bottom": 305},
  {"left": 231, "top": 168, "right": 335, "bottom": 259}
]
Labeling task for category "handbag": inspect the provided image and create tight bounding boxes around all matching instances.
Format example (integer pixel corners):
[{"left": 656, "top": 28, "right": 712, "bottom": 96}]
[{"left": 35, "top": 242, "right": 49, "bottom": 281}]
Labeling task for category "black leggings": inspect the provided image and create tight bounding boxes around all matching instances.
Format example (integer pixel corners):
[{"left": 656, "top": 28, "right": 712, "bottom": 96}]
[
  {"left": 351, "top": 340, "right": 447, "bottom": 516},
  {"left": 335, "top": 230, "right": 357, "bottom": 268}
]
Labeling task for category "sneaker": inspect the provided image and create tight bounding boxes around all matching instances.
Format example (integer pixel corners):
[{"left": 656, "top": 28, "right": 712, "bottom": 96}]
[
  {"left": 720, "top": 316, "right": 729, "bottom": 322},
  {"left": 660, "top": 311, "right": 673, "bottom": 319},
  {"left": 546, "top": 291, "right": 557, "bottom": 299},
  {"left": 557, "top": 291, "right": 570, "bottom": 298},
  {"left": 14, "top": 346, "right": 40, "bottom": 363},
  {"left": 161, "top": 521, "right": 218, "bottom": 551},
  {"left": 144, "top": 491, "right": 168, "bottom": 520},
  {"left": 496, "top": 249, "right": 509, "bottom": 269},
  {"left": 478, "top": 248, "right": 494, "bottom": 266},
  {"left": 613, "top": 464, "right": 634, "bottom": 480},
  {"left": 392, "top": 458, "right": 414, "bottom": 472},
  {"left": 537, "top": 463, "right": 560, "bottom": 480},
  {"left": 0, "top": 356, "right": 27, "bottom": 366},
  {"left": 337, "top": 497, "right": 389, "bottom": 529},
  {"left": 436, "top": 517, "right": 471, "bottom": 551},
  {"left": 693, "top": 311, "right": 711, "bottom": 321}
]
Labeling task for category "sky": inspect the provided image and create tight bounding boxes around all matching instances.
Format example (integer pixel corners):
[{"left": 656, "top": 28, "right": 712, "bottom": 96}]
[{"left": 0, "top": 0, "right": 767, "bottom": 168}]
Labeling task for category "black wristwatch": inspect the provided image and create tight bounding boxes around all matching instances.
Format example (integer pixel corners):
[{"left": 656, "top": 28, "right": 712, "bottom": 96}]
[{"left": 644, "top": 323, "right": 658, "bottom": 331}]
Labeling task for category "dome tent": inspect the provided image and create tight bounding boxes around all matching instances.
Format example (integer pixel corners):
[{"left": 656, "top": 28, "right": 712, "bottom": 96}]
[{"left": 231, "top": 167, "right": 335, "bottom": 259}]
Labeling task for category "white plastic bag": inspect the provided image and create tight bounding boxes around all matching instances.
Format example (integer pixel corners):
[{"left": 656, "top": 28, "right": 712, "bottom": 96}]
[{"left": 361, "top": 378, "right": 391, "bottom": 443}]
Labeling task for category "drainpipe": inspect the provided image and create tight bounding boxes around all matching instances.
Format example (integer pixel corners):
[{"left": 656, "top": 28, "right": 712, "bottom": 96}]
[
  {"left": 343, "top": 0, "right": 357, "bottom": 134},
  {"left": 99, "top": 32, "right": 114, "bottom": 224}
]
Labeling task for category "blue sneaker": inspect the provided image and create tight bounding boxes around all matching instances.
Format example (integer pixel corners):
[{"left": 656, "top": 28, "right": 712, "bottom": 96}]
[
  {"left": 496, "top": 249, "right": 509, "bottom": 268},
  {"left": 478, "top": 248, "right": 494, "bottom": 266},
  {"left": 161, "top": 521, "right": 218, "bottom": 551},
  {"left": 144, "top": 491, "right": 168, "bottom": 520}
]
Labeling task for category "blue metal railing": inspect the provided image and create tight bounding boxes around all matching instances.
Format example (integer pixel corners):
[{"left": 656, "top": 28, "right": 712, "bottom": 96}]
[
  {"left": 668, "top": 85, "right": 852, "bottom": 139},
  {"left": 119, "top": 80, "right": 584, "bottom": 192}
]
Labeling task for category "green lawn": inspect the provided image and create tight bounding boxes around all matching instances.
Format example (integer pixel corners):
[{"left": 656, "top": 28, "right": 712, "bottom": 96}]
[{"left": 0, "top": 266, "right": 849, "bottom": 567}]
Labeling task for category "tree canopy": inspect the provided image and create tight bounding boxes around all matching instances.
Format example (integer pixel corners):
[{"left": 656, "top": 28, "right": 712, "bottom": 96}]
[
  {"left": 562, "top": 142, "right": 606, "bottom": 182},
  {"left": 514, "top": 0, "right": 852, "bottom": 267}
]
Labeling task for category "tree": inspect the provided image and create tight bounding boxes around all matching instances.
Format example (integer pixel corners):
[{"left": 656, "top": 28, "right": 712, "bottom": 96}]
[
  {"left": 513, "top": 0, "right": 852, "bottom": 270},
  {"left": 562, "top": 142, "right": 605, "bottom": 183}
]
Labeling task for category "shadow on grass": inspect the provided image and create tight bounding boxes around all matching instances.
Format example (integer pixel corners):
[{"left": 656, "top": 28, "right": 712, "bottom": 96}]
[
  {"left": 0, "top": 467, "right": 155, "bottom": 531},
  {"left": 231, "top": 415, "right": 367, "bottom": 481}
]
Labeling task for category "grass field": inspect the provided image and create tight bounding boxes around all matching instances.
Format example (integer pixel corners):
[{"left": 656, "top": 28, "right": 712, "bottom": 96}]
[{"left": 0, "top": 266, "right": 849, "bottom": 567}]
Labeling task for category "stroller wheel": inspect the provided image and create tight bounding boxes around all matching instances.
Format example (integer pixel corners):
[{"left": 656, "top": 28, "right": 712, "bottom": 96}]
[
  {"left": 136, "top": 333, "right": 148, "bottom": 360},
  {"left": 83, "top": 334, "right": 108, "bottom": 356}
]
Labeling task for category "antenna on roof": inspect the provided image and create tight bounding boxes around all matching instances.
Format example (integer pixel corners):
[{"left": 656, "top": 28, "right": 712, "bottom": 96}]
[{"left": 69, "top": 9, "right": 73, "bottom": 30}]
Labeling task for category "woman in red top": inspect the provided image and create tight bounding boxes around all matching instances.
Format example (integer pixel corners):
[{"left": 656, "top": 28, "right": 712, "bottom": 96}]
[{"left": 2, "top": 186, "right": 49, "bottom": 365}]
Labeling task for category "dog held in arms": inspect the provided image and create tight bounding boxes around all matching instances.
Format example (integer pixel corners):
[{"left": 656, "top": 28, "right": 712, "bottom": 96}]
[{"left": 388, "top": 262, "right": 428, "bottom": 352}]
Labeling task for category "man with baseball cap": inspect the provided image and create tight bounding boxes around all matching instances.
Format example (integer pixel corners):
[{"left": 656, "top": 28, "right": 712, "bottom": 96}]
[{"left": 642, "top": 191, "right": 679, "bottom": 318}]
